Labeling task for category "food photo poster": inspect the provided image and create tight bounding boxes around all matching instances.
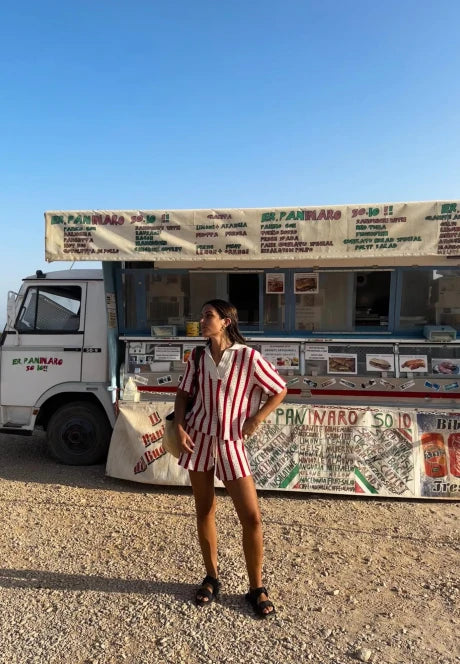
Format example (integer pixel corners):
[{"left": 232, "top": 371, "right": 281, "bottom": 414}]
[
  {"left": 399, "top": 355, "right": 428, "bottom": 373},
  {"left": 266, "top": 273, "right": 285, "bottom": 294},
  {"left": 327, "top": 353, "right": 358, "bottom": 374},
  {"left": 366, "top": 354, "right": 395, "bottom": 372},
  {"left": 294, "top": 273, "right": 319, "bottom": 294}
]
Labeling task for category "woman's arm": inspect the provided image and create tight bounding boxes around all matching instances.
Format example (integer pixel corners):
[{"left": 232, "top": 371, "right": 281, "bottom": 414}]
[
  {"left": 242, "top": 387, "right": 288, "bottom": 439},
  {"left": 173, "top": 388, "right": 195, "bottom": 454}
]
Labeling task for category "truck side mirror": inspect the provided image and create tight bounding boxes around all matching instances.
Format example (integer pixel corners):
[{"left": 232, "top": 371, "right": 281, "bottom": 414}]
[{"left": 7, "top": 291, "right": 18, "bottom": 328}]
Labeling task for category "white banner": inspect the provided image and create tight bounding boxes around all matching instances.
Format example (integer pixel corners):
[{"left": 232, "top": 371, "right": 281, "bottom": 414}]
[
  {"left": 106, "top": 401, "right": 460, "bottom": 499},
  {"left": 45, "top": 201, "right": 460, "bottom": 266}
]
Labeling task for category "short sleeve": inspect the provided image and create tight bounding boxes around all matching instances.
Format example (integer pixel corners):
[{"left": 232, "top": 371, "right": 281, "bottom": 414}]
[
  {"left": 178, "top": 348, "right": 197, "bottom": 394},
  {"left": 253, "top": 352, "right": 286, "bottom": 395}
]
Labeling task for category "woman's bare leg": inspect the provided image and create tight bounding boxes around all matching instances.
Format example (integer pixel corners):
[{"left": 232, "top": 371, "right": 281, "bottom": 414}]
[
  {"left": 189, "top": 469, "right": 218, "bottom": 601},
  {"left": 224, "top": 475, "right": 273, "bottom": 614}
]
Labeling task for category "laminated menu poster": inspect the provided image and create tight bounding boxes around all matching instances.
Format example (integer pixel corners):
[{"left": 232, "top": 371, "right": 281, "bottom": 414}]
[
  {"left": 107, "top": 402, "right": 459, "bottom": 499},
  {"left": 261, "top": 344, "right": 300, "bottom": 368}
]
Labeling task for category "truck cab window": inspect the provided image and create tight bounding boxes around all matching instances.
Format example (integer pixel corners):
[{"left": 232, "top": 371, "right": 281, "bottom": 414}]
[{"left": 15, "top": 286, "right": 81, "bottom": 332}]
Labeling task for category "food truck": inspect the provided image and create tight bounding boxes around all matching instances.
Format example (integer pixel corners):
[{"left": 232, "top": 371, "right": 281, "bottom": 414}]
[{"left": 4, "top": 201, "right": 460, "bottom": 499}]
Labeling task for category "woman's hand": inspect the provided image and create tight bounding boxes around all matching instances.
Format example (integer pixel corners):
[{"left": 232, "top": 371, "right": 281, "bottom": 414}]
[
  {"left": 242, "top": 387, "right": 288, "bottom": 440},
  {"left": 175, "top": 422, "right": 195, "bottom": 454},
  {"left": 242, "top": 415, "right": 261, "bottom": 440},
  {"left": 172, "top": 388, "right": 195, "bottom": 453}
]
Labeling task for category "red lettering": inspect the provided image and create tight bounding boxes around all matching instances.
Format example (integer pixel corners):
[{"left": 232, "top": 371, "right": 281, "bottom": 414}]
[
  {"left": 312, "top": 410, "right": 326, "bottom": 425},
  {"left": 338, "top": 410, "right": 347, "bottom": 425}
]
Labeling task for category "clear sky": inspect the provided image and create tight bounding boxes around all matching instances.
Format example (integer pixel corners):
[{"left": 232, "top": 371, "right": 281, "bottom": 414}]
[{"left": 1, "top": 0, "right": 459, "bottom": 325}]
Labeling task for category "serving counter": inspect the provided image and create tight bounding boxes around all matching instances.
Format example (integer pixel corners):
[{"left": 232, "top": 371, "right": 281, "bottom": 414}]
[
  {"left": 120, "top": 335, "right": 460, "bottom": 408},
  {"left": 105, "top": 336, "right": 460, "bottom": 500}
]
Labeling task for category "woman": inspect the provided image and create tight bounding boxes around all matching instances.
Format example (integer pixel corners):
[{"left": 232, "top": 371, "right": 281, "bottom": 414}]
[{"left": 173, "top": 299, "right": 287, "bottom": 617}]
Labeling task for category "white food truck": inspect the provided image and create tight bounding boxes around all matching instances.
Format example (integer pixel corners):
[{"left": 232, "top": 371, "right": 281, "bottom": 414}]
[
  {"left": 1, "top": 269, "right": 114, "bottom": 464},
  {"left": 1, "top": 201, "right": 460, "bottom": 498}
]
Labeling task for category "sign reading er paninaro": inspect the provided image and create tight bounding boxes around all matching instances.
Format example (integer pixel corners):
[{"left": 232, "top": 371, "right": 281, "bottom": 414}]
[
  {"left": 45, "top": 201, "right": 460, "bottom": 267},
  {"left": 107, "top": 401, "right": 460, "bottom": 499}
]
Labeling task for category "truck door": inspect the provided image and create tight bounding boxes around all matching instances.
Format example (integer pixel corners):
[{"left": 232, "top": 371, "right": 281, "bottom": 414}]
[
  {"left": 0, "top": 282, "right": 85, "bottom": 425},
  {"left": 80, "top": 280, "right": 109, "bottom": 383}
]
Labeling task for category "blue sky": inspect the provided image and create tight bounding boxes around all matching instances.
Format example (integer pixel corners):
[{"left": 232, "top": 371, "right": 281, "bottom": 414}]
[{"left": 1, "top": 0, "right": 460, "bottom": 325}]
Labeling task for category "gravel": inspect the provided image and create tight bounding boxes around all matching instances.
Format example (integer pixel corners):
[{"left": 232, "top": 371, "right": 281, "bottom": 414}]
[{"left": 0, "top": 430, "right": 458, "bottom": 664}]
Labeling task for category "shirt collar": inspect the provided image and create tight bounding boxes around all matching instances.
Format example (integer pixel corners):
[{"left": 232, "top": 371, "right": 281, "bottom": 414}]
[{"left": 204, "top": 342, "right": 245, "bottom": 355}]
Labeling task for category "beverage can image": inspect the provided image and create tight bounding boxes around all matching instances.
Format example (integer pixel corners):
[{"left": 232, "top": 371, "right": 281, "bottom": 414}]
[
  {"left": 421, "top": 433, "right": 447, "bottom": 478},
  {"left": 447, "top": 433, "right": 460, "bottom": 477}
]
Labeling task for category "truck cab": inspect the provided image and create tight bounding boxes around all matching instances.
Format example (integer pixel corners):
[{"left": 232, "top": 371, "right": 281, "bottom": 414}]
[{"left": 0, "top": 269, "right": 115, "bottom": 464}]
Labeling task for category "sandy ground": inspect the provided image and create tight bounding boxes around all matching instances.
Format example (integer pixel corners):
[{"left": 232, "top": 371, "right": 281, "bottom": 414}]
[{"left": 0, "top": 430, "right": 458, "bottom": 664}]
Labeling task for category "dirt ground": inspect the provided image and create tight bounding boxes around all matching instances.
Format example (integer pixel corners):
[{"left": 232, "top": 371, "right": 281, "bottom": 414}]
[{"left": 0, "top": 430, "right": 458, "bottom": 664}]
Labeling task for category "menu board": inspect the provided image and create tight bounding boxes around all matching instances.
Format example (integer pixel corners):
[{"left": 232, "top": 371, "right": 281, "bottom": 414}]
[{"left": 45, "top": 201, "right": 460, "bottom": 265}]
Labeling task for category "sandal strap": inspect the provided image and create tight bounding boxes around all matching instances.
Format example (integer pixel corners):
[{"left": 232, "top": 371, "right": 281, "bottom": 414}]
[
  {"left": 248, "top": 585, "right": 268, "bottom": 599},
  {"left": 201, "top": 575, "right": 220, "bottom": 593}
]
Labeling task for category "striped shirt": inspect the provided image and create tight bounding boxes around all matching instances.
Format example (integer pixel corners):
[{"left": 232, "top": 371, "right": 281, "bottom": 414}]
[{"left": 178, "top": 343, "right": 286, "bottom": 441}]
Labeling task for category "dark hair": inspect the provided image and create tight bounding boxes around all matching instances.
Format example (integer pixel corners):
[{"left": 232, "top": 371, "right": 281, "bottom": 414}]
[{"left": 202, "top": 299, "right": 246, "bottom": 345}]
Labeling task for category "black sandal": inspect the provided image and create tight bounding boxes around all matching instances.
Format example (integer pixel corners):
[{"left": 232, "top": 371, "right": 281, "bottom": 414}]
[
  {"left": 245, "top": 586, "right": 276, "bottom": 618},
  {"left": 195, "top": 575, "right": 221, "bottom": 607}
]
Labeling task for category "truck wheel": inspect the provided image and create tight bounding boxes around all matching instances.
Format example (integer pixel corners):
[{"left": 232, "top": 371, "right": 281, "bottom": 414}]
[{"left": 47, "top": 402, "right": 111, "bottom": 465}]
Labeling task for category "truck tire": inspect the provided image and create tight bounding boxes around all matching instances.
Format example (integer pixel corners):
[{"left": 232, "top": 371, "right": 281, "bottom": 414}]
[{"left": 47, "top": 402, "right": 111, "bottom": 465}]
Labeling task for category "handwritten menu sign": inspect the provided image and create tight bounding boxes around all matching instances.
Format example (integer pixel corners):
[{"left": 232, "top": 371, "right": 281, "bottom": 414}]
[{"left": 45, "top": 201, "right": 460, "bottom": 264}]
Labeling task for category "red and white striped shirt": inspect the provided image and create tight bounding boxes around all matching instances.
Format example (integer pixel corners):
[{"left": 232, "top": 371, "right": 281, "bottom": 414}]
[{"left": 179, "top": 344, "right": 286, "bottom": 441}]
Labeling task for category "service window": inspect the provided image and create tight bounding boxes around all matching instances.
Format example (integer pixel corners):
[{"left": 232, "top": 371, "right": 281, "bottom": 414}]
[
  {"left": 123, "top": 269, "right": 261, "bottom": 333},
  {"left": 354, "top": 271, "right": 391, "bottom": 328},
  {"left": 399, "top": 269, "right": 460, "bottom": 330},
  {"left": 188, "top": 272, "right": 260, "bottom": 327},
  {"left": 123, "top": 270, "right": 139, "bottom": 329},
  {"left": 15, "top": 286, "right": 81, "bottom": 332},
  {"left": 295, "top": 272, "right": 353, "bottom": 332},
  {"left": 228, "top": 273, "right": 260, "bottom": 327},
  {"left": 146, "top": 273, "right": 190, "bottom": 326},
  {"left": 264, "top": 272, "right": 286, "bottom": 331},
  {"left": 294, "top": 270, "right": 391, "bottom": 333}
]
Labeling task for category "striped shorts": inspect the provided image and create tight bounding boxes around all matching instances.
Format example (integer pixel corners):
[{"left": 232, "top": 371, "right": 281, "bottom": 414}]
[{"left": 178, "top": 426, "right": 252, "bottom": 481}]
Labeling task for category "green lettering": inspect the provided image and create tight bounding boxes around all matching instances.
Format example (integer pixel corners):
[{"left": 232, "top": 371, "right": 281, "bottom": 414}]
[
  {"left": 285, "top": 408, "right": 295, "bottom": 425},
  {"left": 275, "top": 408, "right": 284, "bottom": 425},
  {"left": 441, "top": 203, "right": 457, "bottom": 214},
  {"left": 295, "top": 409, "right": 307, "bottom": 425}
]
